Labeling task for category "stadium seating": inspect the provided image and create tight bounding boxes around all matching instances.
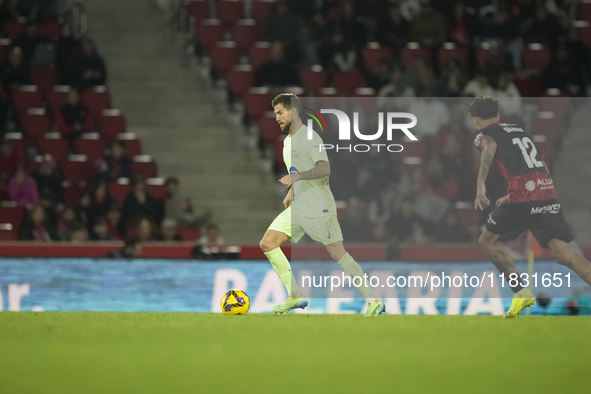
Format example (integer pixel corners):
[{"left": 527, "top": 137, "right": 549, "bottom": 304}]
[
  {"left": 333, "top": 71, "right": 364, "bottom": 95},
  {"left": 540, "top": 90, "right": 570, "bottom": 119},
  {"left": 178, "top": 226, "right": 201, "bottom": 241},
  {"left": 108, "top": 179, "right": 132, "bottom": 206},
  {"left": 0, "top": 224, "right": 18, "bottom": 241},
  {"left": 0, "top": 38, "right": 10, "bottom": 62},
  {"left": 438, "top": 43, "right": 468, "bottom": 66},
  {"left": 31, "top": 66, "right": 60, "bottom": 93},
  {"left": 40, "top": 20, "right": 62, "bottom": 40},
  {"left": 98, "top": 109, "right": 127, "bottom": 143},
  {"left": 400, "top": 43, "right": 431, "bottom": 68},
  {"left": 300, "top": 65, "right": 328, "bottom": 91},
  {"left": 131, "top": 155, "right": 158, "bottom": 178},
  {"left": 227, "top": 65, "right": 254, "bottom": 99},
  {"left": 74, "top": 133, "right": 107, "bottom": 164},
  {"left": 12, "top": 86, "right": 43, "bottom": 114},
  {"left": 147, "top": 178, "right": 167, "bottom": 200},
  {"left": 3, "top": 18, "right": 25, "bottom": 40},
  {"left": 81, "top": 86, "right": 111, "bottom": 116},
  {"left": 37, "top": 136, "right": 69, "bottom": 162},
  {"left": 522, "top": 43, "right": 552, "bottom": 74},
  {"left": 62, "top": 182, "right": 86, "bottom": 205},
  {"left": 47, "top": 85, "right": 71, "bottom": 115},
  {"left": 21, "top": 109, "right": 52, "bottom": 140},
  {"left": 362, "top": 43, "right": 393, "bottom": 73},
  {"left": 217, "top": 0, "right": 245, "bottom": 26},
  {"left": 248, "top": 42, "right": 271, "bottom": 68},
  {"left": 0, "top": 202, "right": 25, "bottom": 230},
  {"left": 231, "top": 19, "right": 260, "bottom": 49},
  {"left": 211, "top": 41, "right": 242, "bottom": 77},
  {"left": 60, "top": 155, "right": 94, "bottom": 183},
  {"left": 531, "top": 112, "right": 562, "bottom": 145},
  {"left": 243, "top": 88, "right": 272, "bottom": 122},
  {"left": 117, "top": 133, "right": 142, "bottom": 156},
  {"left": 475, "top": 43, "right": 506, "bottom": 67},
  {"left": 574, "top": 20, "right": 591, "bottom": 47},
  {"left": 258, "top": 112, "right": 282, "bottom": 146},
  {"left": 577, "top": 2, "right": 591, "bottom": 21},
  {"left": 196, "top": 19, "right": 225, "bottom": 51},
  {"left": 252, "top": 0, "right": 275, "bottom": 22},
  {"left": 186, "top": 0, "right": 210, "bottom": 23}
]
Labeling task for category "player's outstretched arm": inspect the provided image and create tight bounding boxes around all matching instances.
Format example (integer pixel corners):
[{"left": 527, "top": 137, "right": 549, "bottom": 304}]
[
  {"left": 475, "top": 136, "right": 497, "bottom": 211},
  {"left": 278, "top": 161, "right": 330, "bottom": 188}
]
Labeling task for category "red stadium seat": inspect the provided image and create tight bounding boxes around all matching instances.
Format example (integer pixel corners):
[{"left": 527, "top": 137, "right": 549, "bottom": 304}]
[
  {"left": 74, "top": 133, "right": 106, "bottom": 164},
  {"left": 12, "top": 86, "right": 43, "bottom": 114},
  {"left": 401, "top": 140, "right": 426, "bottom": 158},
  {"left": 513, "top": 75, "right": 543, "bottom": 97},
  {"left": 37, "top": 137, "right": 68, "bottom": 162},
  {"left": 575, "top": 21, "right": 591, "bottom": 47},
  {"left": 217, "top": 0, "right": 244, "bottom": 25},
  {"left": 98, "top": 109, "right": 126, "bottom": 143},
  {"left": 232, "top": 19, "right": 260, "bottom": 49},
  {"left": 248, "top": 41, "right": 271, "bottom": 68},
  {"left": 147, "top": 178, "right": 166, "bottom": 200},
  {"left": 60, "top": 155, "right": 94, "bottom": 183},
  {"left": 108, "top": 179, "right": 131, "bottom": 206},
  {"left": 476, "top": 43, "right": 506, "bottom": 67},
  {"left": 258, "top": 112, "right": 282, "bottom": 146},
  {"left": 438, "top": 43, "right": 468, "bottom": 66},
  {"left": 21, "top": 109, "right": 51, "bottom": 140},
  {"left": 522, "top": 44, "right": 552, "bottom": 74},
  {"left": 0, "top": 224, "right": 18, "bottom": 241},
  {"left": 117, "top": 133, "right": 142, "bottom": 156},
  {"left": 81, "top": 86, "right": 111, "bottom": 116},
  {"left": 40, "top": 20, "right": 61, "bottom": 40},
  {"left": 5, "top": 132, "right": 26, "bottom": 152},
  {"left": 333, "top": 71, "right": 364, "bottom": 95},
  {"left": 533, "top": 136, "right": 555, "bottom": 160},
  {"left": 211, "top": 41, "right": 241, "bottom": 77},
  {"left": 540, "top": 90, "right": 570, "bottom": 120},
  {"left": 131, "top": 155, "right": 157, "bottom": 178},
  {"left": 272, "top": 139, "right": 286, "bottom": 172},
  {"left": 46, "top": 85, "right": 71, "bottom": 115},
  {"left": 177, "top": 226, "right": 201, "bottom": 241},
  {"left": 62, "top": 181, "right": 87, "bottom": 205},
  {"left": 227, "top": 65, "right": 254, "bottom": 99},
  {"left": 243, "top": 88, "right": 272, "bottom": 122},
  {"left": 3, "top": 18, "right": 25, "bottom": 41},
  {"left": 300, "top": 65, "right": 327, "bottom": 91},
  {"left": 531, "top": 112, "right": 562, "bottom": 145},
  {"left": 0, "top": 38, "right": 11, "bottom": 62},
  {"left": 577, "top": 2, "right": 591, "bottom": 21},
  {"left": 196, "top": 19, "right": 225, "bottom": 52},
  {"left": 0, "top": 202, "right": 25, "bottom": 230},
  {"left": 186, "top": 0, "right": 210, "bottom": 23},
  {"left": 252, "top": 0, "right": 275, "bottom": 22},
  {"left": 400, "top": 43, "right": 431, "bottom": 68},
  {"left": 362, "top": 43, "right": 393, "bottom": 73},
  {"left": 30, "top": 66, "right": 60, "bottom": 92}
]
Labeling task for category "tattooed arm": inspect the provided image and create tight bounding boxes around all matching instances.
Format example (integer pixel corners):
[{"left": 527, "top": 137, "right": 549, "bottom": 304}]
[
  {"left": 278, "top": 161, "right": 331, "bottom": 188},
  {"left": 474, "top": 136, "right": 497, "bottom": 211}
]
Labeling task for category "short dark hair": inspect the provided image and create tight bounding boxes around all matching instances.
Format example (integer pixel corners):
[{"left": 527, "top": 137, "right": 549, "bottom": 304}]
[
  {"left": 271, "top": 93, "right": 302, "bottom": 118},
  {"left": 468, "top": 97, "right": 499, "bottom": 119}
]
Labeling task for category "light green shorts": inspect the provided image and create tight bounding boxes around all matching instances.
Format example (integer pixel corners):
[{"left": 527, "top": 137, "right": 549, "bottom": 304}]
[{"left": 268, "top": 206, "right": 343, "bottom": 245}]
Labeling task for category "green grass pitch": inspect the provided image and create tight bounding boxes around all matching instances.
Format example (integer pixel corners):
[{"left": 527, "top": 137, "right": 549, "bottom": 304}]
[{"left": 1, "top": 312, "right": 590, "bottom": 394}]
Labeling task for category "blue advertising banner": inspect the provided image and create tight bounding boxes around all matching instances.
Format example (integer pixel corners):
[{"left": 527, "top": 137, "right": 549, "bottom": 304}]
[{"left": 0, "top": 258, "right": 589, "bottom": 315}]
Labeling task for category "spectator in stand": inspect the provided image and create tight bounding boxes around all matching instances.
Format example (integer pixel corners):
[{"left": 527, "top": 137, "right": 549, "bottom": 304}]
[
  {"left": 309, "top": 10, "right": 328, "bottom": 42},
  {"left": 67, "top": 38, "right": 107, "bottom": 90},
  {"left": 0, "top": 47, "right": 31, "bottom": 91},
  {"left": 422, "top": 155, "right": 459, "bottom": 201},
  {"left": 368, "top": 184, "right": 398, "bottom": 225},
  {"left": 135, "top": 217, "right": 157, "bottom": 242},
  {"left": 409, "top": 3, "right": 446, "bottom": 48},
  {"left": 158, "top": 218, "right": 183, "bottom": 242},
  {"left": 482, "top": 45, "right": 513, "bottom": 78},
  {"left": 331, "top": 0, "right": 365, "bottom": 47},
  {"left": 13, "top": 22, "right": 45, "bottom": 65},
  {"left": 565, "top": 28, "right": 591, "bottom": 92},
  {"left": 448, "top": 2, "right": 473, "bottom": 46},
  {"left": 434, "top": 210, "right": 471, "bottom": 243},
  {"left": 377, "top": 4, "right": 409, "bottom": 49},
  {"left": 88, "top": 180, "right": 117, "bottom": 228},
  {"left": 494, "top": 73, "right": 522, "bottom": 118},
  {"left": 368, "top": 58, "right": 392, "bottom": 90},
  {"left": 55, "top": 89, "right": 94, "bottom": 140},
  {"left": 260, "top": 0, "right": 299, "bottom": 43},
  {"left": 377, "top": 67, "right": 415, "bottom": 109},
  {"left": 294, "top": 24, "right": 320, "bottom": 67},
  {"left": 541, "top": 45, "right": 585, "bottom": 96},
  {"left": 56, "top": 24, "right": 79, "bottom": 83},
  {"left": 386, "top": 197, "right": 426, "bottom": 243},
  {"left": 8, "top": 164, "right": 39, "bottom": 207},
  {"left": 0, "top": 138, "right": 25, "bottom": 184},
  {"left": 106, "top": 203, "right": 122, "bottom": 239},
  {"left": 19, "top": 204, "right": 58, "bottom": 241},
  {"left": 31, "top": 156, "right": 62, "bottom": 204},
  {"left": 57, "top": 204, "right": 77, "bottom": 240},
  {"left": 75, "top": 190, "right": 92, "bottom": 227},
  {"left": 462, "top": 69, "right": 494, "bottom": 97},
  {"left": 69, "top": 221, "right": 88, "bottom": 244},
  {"left": 90, "top": 216, "right": 113, "bottom": 241},
  {"left": 319, "top": 27, "right": 358, "bottom": 73},
  {"left": 254, "top": 41, "right": 300, "bottom": 90},
  {"left": 119, "top": 177, "right": 163, "bottom": 236},
  {"left": 440, "top": 56, "right": 468, "bottom": 97},
  {"left": 99, "top": 140, "right": 133, "bottom": 180},
  {"left": 526, "top": 5, "right": 563, "bottom": 50},
  {"left": 199, "top": 223, "right": 224, "bottom": 246},
  {"left": 104, "top": 237, "right": 141, "bottom": 259},
  {"left": 161, "top": 176, "right": 201, "bottom": 226},
  {"left": 340, "top": 197, "right": 372, "bottom": 242},
  {"left": 0, "top": 0, "right": 25, "bottom": 29}
]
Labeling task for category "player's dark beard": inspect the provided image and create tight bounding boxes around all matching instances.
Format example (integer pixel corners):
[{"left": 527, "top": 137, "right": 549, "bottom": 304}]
[{"left": 282, "top": 120, "right": 291, "bottom": 133}]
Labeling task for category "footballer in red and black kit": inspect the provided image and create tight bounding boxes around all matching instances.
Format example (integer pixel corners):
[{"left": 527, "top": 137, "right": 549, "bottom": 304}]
[{"left": 469, "top": 97, "right": 591, "bottom": 317}]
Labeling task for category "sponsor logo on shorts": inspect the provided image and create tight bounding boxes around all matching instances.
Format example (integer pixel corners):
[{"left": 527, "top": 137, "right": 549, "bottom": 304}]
[
  {"left": 531, "top": 203, "right": 561, "bottom": 214},
  {"left": 487, "top": 214, "right": 497, "bottom": 225}
]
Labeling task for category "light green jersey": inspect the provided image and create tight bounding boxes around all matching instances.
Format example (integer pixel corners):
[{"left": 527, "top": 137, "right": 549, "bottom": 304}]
[{"left": 283, "top": 125, "right": 337, "bottom": 218}]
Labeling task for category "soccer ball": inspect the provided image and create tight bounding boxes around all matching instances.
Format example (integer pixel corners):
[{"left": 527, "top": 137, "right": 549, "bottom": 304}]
[{"left": 220, "top": 289, "right": 250, "bottom": 315}]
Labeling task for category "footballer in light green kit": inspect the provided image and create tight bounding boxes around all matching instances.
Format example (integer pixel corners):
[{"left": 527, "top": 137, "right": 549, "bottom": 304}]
[{"left": 259, "top": 93, "right": 385, "bottom": 316}]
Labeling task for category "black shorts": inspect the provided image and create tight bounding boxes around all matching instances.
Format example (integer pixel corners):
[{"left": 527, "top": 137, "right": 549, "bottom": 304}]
[{"left": 485, "top": 200, "right": 574, "bottom": 248}]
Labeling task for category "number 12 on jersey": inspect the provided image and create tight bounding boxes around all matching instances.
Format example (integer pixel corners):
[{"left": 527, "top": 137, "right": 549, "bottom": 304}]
[{"left": 512, "top": 137, "right": 544, "bottom": 168}]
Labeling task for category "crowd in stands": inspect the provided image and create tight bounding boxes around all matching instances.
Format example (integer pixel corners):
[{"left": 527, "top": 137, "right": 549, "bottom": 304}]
[
  {"left": 0, "top": 0, "right": 215, "bottom": 245},
  {"left": 189, "top": 0, "right": 587, "bottom": 246}
]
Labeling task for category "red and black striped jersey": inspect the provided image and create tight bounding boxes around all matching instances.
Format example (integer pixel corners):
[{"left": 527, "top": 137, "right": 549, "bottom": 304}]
[{"left": 474, "top": 122, "right": 557, "bottom": 203}]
